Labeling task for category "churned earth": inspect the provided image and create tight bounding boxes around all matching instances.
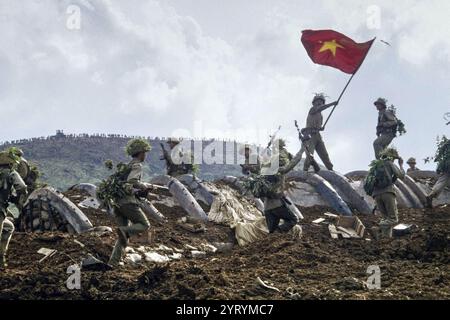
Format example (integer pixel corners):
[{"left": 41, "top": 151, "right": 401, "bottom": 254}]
[{"left": 0, "top": 190, "right": 448, "bottom": 300}]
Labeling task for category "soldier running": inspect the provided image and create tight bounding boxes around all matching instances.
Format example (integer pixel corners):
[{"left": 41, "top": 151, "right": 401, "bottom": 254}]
[{"left": 108, "top": 139, "right": 153, "bottom": 267}]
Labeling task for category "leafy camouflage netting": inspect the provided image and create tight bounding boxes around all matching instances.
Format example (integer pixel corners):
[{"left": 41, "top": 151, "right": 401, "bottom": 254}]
[
  {"left": 435, "top": 136, "right": 450, "bottom": 174},
  {"left": 97, "top": 162, "right": 133, "bottom": 206}
]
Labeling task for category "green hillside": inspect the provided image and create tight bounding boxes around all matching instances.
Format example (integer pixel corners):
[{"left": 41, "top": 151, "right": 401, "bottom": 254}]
[{"left": 1, "top": 133, "right": 244, "bottom": 190}]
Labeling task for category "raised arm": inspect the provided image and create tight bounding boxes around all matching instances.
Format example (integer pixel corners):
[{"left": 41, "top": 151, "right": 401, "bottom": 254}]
[{"left": 309, "top": 101, "right": 338, "bottom": 115}]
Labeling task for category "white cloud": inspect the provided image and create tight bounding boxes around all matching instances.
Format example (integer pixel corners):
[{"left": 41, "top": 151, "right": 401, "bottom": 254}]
[{"left": 0, "top": 0, "right": 448, "bottom": 173}]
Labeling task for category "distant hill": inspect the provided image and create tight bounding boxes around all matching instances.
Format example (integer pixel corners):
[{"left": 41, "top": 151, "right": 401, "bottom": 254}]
[{"left": 0, "top": 132, "right": 246, "bottom": 190}]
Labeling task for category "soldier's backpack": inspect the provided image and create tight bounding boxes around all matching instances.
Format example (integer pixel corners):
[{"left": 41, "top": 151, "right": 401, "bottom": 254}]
[
  {"left": 97, "top": 162, "right": 133, "bottom": 206},
  {"left": 364, "top": 160, "right": 395, "bottom": 196},
  {"left": 387, "top": 105, "right": 406, "bottom": 136},
  {"left": 243, "top": 174, "right": 283, "bottom": 199}
]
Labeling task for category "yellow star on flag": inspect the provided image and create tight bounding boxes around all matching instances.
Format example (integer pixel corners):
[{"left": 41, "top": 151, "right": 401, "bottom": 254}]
[{"left": 319, "top": 39, "right": 344, "bottom": 56}]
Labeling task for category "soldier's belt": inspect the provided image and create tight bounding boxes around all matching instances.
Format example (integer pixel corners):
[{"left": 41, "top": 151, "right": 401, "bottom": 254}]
[{"left": 301, "top": 128, "right": 321, "bottom": 135}]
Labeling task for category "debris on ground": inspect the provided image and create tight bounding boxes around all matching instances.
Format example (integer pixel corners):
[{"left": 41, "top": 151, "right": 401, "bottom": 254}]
[
  {"left": 0, "top": 188, "right": 449, "bottom": 300},
  {"left": 37, "top": 248, "right": 57, "bottom": 263},
  {"left": 256, "top": 277, "right": 281, "bottom": 292}
]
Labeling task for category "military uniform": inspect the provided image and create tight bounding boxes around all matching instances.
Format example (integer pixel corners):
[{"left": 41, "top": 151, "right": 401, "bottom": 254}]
[
  {"left": 109, "top": 139, "right": 152, "bottom": 266},
  {"left": 406, "top": 167, "right": 420, "bottom": 174},
  {"left": 426, "top": 138, "right": 450, "bottom": 208},
  {"left": 264, "top": 147, "right": 302, "bottom": 236},
  {"left": 373, "top": 98, "right": 398, "bottom": 159},
  {"left": 428, "top": 173, "right": 450, "bottom": 200},
  {"left": 161, "top": 140, "right": 195, "bottom": 177},
  {"left": 303, "top": 94, "right": 335, "bottom": 171},
  {"left": 0, "top": 155, "right": 27, "bottom": 269},
  {"left": 372, "top": 159, "right": 404, "bottom": 238}
]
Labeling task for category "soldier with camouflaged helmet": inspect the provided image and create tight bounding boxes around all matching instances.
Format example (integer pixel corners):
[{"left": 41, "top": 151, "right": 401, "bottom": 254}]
[
  {"left": 0, "top": 151, "right": 27, "bottom": 270},
  {"left": 160, "top": 138, "right": 196, "bottom": 177},
  {"left": 239, "top": 144, "right": 261, "bottom": 176},
  {"left": 302, "top": 93, "right": 338, "bottom": 172},
  {"left": 108, "top": 138, "right": 153, "bottom": 267},
  {"left": 369, "top": 148, "right": 405, "bottom": 239},
  {"left": 257, "top": 139, "right": 302, "bottom": 239},
  {"left": 7, "top": 147, "right": 39, "bottom": 205},
  {"left": 426, "top": 136, "right": 450, "bottom": 208},
  {"left": 406, "top": 157, "right": 420, "bottom": 174},
  {"left": 373, "top": 98, "right": 399, "bottom": 159}
]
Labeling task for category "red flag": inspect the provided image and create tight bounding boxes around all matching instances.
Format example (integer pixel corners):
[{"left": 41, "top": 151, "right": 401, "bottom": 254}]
[{"left": 301, "top": 29, "right": 375, "bottom": 74}]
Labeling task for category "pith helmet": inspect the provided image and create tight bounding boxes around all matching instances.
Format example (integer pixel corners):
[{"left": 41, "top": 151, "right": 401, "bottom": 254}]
[
  {"left": 407, "top": 157, "right": 416, "bottom": 164},
  {"left": 125, "top": 138, "right": 151, "bottom": 157},
  {"left": 380, "top": 147, "right": 400, "bottom": 160},
  {"left": 374, "top": 97, "right": 387, "bottom": 107},
  {"left": 8, "top": 147, "right": 24, "bottom": 157},
  {"left": 312, "top": 93, "right": 326, "bottom": 104},
  {"left": 276, "top": 139, "right": 287, "bottom": 149},
  {"left": 167, "top": 137, "right": 181, "bottom": 146},
  {"left": 0, "top": 151, "right": 19, "bottom": 166}
]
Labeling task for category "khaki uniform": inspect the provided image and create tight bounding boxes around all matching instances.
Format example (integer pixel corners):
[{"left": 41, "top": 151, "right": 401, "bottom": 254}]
[
  {"left": 0, "top": 167, "right": 27, "bottom": 268},
  {"left": 109, "top": 159, "right": 151, "bottom": 266},
  {"left": 406, "top": 167, "right": 420, "bottom": 174},
  {"left": 372, "top": 161, "right": 404, "bottom": 237},
  {"left": 373, "top": 109, "right": 397, "bottom": 159},
  {"left": 303, "top": 104, "right": 333, "bottom": 171},
  {"left": 264, "top": 150, "right": 303, "bottom": 233},
  {"left": 428, "top": 173, "right": 450, "bottom": 199}
]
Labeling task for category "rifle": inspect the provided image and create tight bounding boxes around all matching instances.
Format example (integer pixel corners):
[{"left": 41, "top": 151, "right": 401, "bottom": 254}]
[
  {"left": 266, "top": 125, "right": 282, "bottom": 151},
  {"left": 294, "top": 120, "right": 321, "bottom": 173}
]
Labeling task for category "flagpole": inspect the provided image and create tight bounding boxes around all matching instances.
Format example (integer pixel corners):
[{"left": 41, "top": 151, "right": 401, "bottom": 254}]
[{"left": 321, "top": 37, "right": 376, "bottom": 130}]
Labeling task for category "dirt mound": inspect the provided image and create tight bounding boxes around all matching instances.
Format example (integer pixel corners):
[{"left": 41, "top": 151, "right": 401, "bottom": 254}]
[{"left": 0, "top": 191, "right": 448, "bottom": 300}]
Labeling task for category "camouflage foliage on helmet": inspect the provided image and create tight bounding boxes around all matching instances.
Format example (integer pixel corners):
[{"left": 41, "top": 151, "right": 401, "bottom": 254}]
[
  {"left": 125, "top": 139, "right": 151, "bottom": 157},
  {"left": 407, "top": 157, "right": 416, "bottom": 164},
  {"left": 7, "top": 147, "right": 24, "bottom": 158},
  {"left": 0, "top": 151, "right": 19, "bottom": 166},
  {"left": 104, "top": 159, "right": 114, "bottom": 170},
  {"left": 312, "top": 93, "right": 326, "bottom": 104},
  {"left": 435, "top": 136, "right": 450, "bottom": 174},
  {"left": 374, "top": 97, "right": 387, "bottom": 107}
]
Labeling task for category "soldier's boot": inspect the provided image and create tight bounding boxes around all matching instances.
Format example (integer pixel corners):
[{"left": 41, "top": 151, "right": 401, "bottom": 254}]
[
  {"left": 425, "top": 195, "right": 433, "bottom": 209},
  {"left": 117, "top": 227, "right": 128, "bottom": 243},
  {"left": 289, "top": 225, "right": 303, "bottom": 240},
  {"left": 379, "top": 224, "right": 393, "bottom": 239},
  {"left": 108, "top": 228, "right": 128, "bottom": 267},
  {"left": 369, "top": 226, "right": 381, "bottom": 241},
  {"left": 0, "top": 245, "right": 7, "bottom": 270},
  {"left": 0, "top": 255, "right": 6, "bottom": 270}
]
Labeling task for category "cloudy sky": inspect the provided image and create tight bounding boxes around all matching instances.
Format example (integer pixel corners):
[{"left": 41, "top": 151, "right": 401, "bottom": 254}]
[{"left": 0, "top": 0, "right": 448, "bottom": 173}]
